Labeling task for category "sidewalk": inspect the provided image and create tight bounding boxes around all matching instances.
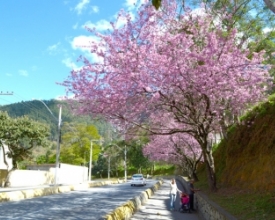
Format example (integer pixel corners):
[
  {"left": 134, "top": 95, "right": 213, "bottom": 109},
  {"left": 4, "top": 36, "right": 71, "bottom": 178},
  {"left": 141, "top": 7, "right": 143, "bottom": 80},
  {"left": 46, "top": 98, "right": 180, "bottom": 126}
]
[{"left": 130, "top": 179, "right": 199, "bottom": 220}]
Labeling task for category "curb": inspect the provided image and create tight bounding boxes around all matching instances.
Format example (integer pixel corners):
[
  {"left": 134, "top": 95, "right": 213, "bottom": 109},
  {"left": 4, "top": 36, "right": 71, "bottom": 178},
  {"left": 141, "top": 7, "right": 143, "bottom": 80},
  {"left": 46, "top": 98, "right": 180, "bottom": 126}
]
[
  {"left": 99, "top": 179, "right": 164, "bottom": 220},
  {"left": 0, "top": 179, "right": 123, "bottom": 203}
]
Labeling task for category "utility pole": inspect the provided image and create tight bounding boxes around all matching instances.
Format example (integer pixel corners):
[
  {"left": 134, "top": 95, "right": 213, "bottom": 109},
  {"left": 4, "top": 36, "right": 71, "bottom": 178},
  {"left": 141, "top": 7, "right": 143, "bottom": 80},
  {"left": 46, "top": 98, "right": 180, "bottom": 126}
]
[
  {"left": 55, "top": 106, "right": 62, "bottom": 185},
  {"left": 124, "top": 145, "right": 127, "bottom": 182}
]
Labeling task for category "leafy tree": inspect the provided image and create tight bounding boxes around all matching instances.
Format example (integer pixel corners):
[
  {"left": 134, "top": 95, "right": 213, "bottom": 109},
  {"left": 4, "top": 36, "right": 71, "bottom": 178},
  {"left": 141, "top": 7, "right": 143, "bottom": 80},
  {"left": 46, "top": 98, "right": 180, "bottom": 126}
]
[
  {"left": 127, "top": 140, "right": 152, "bottom": 174},
  {"left": 152, "top": 0, "right": 275, "bottom": 15},
  {"left": 59, "top": 123, "right": 101, "bottom": 167},
  {"left": 92, "top": 154, "right": 108, "bottom": 178},
  {"left": 100, "top": 143, "right": 122, "bottom": 178},
  {"left": 0, "top": 111, "right": 49, "bottom": 185},
  {"left": 62, "top": 1, "right": 272, "bottom": 191}
]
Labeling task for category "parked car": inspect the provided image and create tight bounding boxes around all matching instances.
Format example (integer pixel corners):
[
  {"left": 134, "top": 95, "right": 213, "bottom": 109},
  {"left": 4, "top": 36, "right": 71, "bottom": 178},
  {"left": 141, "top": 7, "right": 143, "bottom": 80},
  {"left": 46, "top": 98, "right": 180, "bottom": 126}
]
[{"left": 130, "top": 174, "right": 146, "bottom": 186}]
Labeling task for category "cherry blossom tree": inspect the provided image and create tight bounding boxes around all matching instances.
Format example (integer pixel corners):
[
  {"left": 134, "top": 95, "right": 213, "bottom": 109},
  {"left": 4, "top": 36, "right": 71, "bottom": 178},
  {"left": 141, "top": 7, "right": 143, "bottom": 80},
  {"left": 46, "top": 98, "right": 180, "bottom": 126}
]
[
  {"left": 143, "top": 132, "right": 203, "bottom": 180},
  {"left": 62, "top": 0, "right": 272, "bottom": 190}
]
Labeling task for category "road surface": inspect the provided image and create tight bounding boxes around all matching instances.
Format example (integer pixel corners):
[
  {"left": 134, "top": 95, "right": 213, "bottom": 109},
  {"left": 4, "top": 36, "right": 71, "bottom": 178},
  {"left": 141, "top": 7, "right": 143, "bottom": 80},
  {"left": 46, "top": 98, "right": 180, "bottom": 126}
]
[{"left": 0, "top": 179, "right": 157, "bottom": 220}]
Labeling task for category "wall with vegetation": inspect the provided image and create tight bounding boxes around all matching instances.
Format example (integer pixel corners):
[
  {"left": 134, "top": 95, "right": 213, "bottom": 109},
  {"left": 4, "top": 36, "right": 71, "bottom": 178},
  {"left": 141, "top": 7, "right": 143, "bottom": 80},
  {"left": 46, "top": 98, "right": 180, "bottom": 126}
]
[
  {"left": 176, "top": 176, "right": 237, "bottom": 220},
  {"left": 214, "top": 96, "right": 275, "bottom": 191}
]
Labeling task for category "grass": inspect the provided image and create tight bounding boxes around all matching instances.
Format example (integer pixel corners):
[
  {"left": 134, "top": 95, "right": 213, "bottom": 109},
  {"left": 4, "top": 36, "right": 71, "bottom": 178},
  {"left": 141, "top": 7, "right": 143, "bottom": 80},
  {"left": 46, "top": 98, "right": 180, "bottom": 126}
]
[
  {"left": 200, "top": 188, "right": 275, "bottom": 220},
  {"left": 191, "top": 96, "right": 275, "bottom": 219},
  {"left": 195, "top": 170, "right": 275, "bottom": 220}
]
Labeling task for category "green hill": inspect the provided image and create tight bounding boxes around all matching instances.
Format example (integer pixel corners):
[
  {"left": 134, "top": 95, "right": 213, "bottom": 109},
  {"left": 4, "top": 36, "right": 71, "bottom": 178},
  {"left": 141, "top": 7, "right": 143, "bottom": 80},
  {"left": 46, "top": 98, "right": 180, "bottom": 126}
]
[
  {"left": 0, "top": 99, "right": 108, "bottom": 138},
  {"left": 0, "top": 99, "right": 110, "bottom": 163}
]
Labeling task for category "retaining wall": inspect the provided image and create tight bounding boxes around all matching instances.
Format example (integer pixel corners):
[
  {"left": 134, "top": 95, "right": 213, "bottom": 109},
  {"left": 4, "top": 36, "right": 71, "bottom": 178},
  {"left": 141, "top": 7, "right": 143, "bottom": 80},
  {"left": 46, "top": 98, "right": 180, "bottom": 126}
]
[
  {"left": 175, "top": 176, "right": 237, "bottom": 220},
  {"left": 7, "top": 163, "right": 88, "bottom": 187}
]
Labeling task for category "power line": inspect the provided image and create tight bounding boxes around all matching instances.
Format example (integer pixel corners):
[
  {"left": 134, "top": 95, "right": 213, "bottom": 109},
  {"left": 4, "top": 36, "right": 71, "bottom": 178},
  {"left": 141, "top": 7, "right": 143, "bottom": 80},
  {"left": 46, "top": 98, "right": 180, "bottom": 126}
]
[{"left": 0, "top": 91, "right": 13, "bottom": 95}]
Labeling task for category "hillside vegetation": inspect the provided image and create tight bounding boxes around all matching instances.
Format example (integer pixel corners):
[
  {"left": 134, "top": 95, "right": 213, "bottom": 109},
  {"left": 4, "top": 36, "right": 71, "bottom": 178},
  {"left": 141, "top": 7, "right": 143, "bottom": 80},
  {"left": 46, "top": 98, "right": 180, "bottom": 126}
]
[
  {"left": 0, "top": 100, "right": 110, "bottom": 137},
  {"left": 215, "top": 95, "right": 275, "bottom": 191},
  {"left": 196, "top": 95, "right": 275, "bottom": 219},
  {"left": 0, "top": 100, "right": 109, "bottom": 163}
]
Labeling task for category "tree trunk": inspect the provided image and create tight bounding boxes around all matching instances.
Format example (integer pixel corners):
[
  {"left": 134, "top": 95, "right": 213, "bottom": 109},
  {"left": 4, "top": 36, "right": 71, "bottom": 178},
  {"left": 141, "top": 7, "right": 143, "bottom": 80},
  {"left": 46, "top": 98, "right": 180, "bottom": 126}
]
[
  {"left": 1, "top": 145, "right": 13, "bottom": 187},
  {"left": 192, "top": 171, "right": 199, "bottom": 182},
  {"left": 3, "top": 168, "right": 15, "bottom": 187},
  {"left": 202, "top": 148, "right": 217, "bottom": 191}
]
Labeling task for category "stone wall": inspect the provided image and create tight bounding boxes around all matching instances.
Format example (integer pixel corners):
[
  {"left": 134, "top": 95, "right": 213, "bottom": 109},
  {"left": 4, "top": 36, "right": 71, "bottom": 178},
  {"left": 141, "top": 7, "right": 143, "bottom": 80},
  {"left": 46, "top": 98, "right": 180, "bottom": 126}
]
[
  {"left": 195, "top": 193, "right": 237, "bottom": 220},
  {"left": 175, "top": 176, "right": 237, "bottom": 220}
]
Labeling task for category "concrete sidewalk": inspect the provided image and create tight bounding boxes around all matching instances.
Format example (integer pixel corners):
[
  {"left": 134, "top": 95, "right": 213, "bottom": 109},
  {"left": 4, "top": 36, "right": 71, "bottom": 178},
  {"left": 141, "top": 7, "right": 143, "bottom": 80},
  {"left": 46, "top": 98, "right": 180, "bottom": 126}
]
[{"left": 130, "top": 179, "right": 199, "bottom": 220}]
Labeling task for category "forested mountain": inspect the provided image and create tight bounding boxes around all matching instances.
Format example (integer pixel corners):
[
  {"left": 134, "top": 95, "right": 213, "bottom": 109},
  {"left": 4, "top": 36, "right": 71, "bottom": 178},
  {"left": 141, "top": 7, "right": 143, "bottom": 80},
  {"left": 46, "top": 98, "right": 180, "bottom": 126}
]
[
  {"left": 0, "top": 99, "right": 113, "bottom": 165},
  {"left": 0, "top": 99, "right": 107, "bottom": 139}
]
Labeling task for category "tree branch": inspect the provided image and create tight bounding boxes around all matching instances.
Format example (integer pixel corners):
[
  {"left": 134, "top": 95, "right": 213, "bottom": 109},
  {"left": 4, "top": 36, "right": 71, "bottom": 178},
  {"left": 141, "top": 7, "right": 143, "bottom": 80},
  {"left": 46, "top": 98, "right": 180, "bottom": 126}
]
[{"left": 264, "top": 0, "right": 275, "bottom": 14}]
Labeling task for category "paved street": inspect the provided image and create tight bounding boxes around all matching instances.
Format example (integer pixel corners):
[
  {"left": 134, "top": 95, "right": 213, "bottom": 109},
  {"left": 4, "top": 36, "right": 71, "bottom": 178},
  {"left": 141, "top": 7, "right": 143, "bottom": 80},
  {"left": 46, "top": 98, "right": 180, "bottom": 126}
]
[{"left": 0, "top": 180, "right": 157, "bottom": 220}]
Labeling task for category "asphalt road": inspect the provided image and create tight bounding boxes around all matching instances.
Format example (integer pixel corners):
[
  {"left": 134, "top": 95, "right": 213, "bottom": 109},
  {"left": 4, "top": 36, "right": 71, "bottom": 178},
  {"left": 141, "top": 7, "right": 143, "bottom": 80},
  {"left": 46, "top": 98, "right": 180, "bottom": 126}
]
[{"left": 0, "top": 180, "right": 158, "bottom": 220}]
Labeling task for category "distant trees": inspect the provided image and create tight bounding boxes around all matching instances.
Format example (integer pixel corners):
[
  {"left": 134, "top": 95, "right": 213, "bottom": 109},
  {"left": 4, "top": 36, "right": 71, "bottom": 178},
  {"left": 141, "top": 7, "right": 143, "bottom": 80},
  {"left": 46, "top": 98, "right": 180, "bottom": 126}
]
[{"left": 59, "top": 123, "right": 101, "bottom": 166}]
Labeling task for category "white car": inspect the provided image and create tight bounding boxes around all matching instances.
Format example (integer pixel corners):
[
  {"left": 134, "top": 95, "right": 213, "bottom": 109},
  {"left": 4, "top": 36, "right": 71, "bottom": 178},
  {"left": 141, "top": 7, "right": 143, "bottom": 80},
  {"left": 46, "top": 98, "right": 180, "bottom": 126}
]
[{"left": 130, "top": 174, "right": 146, "bottom": 186}]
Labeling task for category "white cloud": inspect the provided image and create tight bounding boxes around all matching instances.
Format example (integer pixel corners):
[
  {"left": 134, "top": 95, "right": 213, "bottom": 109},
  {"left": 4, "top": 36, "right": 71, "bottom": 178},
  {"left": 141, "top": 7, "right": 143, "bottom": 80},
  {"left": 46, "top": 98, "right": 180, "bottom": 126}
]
[
  {"left": 91, "top": 5, "right": 99, "bottom": 13},
  {"left": 124, "top": 0, "right": 138, "bottom": 10},
  {"left": 263, "top": 27, "right": 272, "bottom": 34},
  {"left": 71, "top": 35, "right": 104, "bottom": 63},
  {"left": 71, "top": 35, "right": 99, "bottom": 50},
  {"left": 5, "top": 73, "right": 12, "bottom": 77},
  {"left": 124, "top": 0, "right": 147, "bottom": 11},
  {"left": 75, "top": 0, "right": 90, "bottom": 15},
  {"left": 19, "top": 70, "right": 28, "bottom": 77},
  {"left": 47, "top": 42, "right": 61, "bottom": 55},
  {"left": 62, "top": 57, "right": 80, "bottom": 70},
  {"left": 82, "top": 19, "right": 112, "bottom": 31}
]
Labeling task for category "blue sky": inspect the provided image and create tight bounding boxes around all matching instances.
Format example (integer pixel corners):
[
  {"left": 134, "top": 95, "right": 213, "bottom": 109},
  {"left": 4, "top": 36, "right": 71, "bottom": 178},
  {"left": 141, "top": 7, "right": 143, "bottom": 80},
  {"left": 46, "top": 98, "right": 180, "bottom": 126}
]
[{"left": 0, "top": 0, "right": 144, "bottom": 106}]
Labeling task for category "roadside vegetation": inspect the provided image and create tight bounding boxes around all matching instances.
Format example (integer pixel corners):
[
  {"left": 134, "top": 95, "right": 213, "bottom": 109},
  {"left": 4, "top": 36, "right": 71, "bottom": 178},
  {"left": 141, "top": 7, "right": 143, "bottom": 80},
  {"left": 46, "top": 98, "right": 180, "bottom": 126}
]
[{"left": 194, "top": 94, "right": 275, "bottom": 220}]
